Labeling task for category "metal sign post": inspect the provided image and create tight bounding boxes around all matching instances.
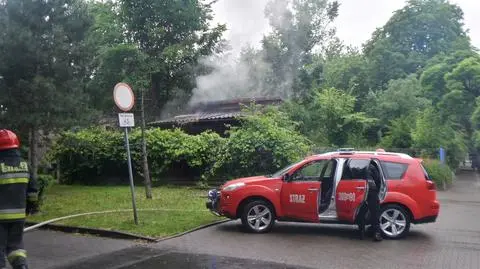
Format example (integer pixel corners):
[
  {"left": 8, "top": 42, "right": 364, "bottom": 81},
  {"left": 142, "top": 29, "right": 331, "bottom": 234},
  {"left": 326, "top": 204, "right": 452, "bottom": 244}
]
[{"left": 114, "top": 83, "right": 139, "bottom": 225}]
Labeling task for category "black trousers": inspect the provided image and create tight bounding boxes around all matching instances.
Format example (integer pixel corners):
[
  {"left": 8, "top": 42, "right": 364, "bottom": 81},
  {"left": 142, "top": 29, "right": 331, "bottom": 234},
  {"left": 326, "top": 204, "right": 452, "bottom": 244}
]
[
  {"left": 0, "top": 221, "right": 27, "bottom": 268},
  {"left": 358, "top": 190, "right": 381, "bottom": 234}
]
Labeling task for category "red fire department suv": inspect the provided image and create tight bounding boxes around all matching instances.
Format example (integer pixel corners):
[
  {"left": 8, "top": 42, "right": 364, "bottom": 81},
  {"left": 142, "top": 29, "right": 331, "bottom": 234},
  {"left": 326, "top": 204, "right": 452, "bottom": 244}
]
[{"left": 206, "top": 149, "right": 440, "bottom": 239}]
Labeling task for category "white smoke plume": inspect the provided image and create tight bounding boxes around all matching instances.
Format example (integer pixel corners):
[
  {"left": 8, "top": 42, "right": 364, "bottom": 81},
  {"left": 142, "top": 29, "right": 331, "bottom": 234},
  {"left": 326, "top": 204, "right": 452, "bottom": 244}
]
[
  {"left": 188, "top": 0, "right": 280, "bottom": 106},
  {"left": 161, "top": 0, "right": 336, "bottom": 117}
]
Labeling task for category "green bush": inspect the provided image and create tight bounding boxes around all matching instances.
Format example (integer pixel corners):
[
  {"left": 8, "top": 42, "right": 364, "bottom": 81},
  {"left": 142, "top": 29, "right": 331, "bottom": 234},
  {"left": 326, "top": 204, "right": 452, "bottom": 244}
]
[
  {"left": 47, "top": 127, "right": 226, "bottom": 184},
  {"left": 208, "top": 106, "right": 311, "bottom": 180},
  {"left": 47, "top": 106, "right": 312, "bottom": 185},
  {"left": 130, "top": 129, "right": 226, "bottom": 180},
  {"left": 37, "top": 174, "right": 55, "bottom": 204},
  {"left": 423, "top": 159, "right": 454, "bottom": 188},
  {"left": 48, "top": 127, "right": 126, "bottom": 184}
]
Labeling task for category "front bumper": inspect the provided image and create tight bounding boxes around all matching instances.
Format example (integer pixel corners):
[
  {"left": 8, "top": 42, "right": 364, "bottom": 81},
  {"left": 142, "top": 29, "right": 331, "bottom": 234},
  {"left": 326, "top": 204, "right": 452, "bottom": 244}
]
[{"left": 206, "top": 189, "right": 221, "bottom": 216}]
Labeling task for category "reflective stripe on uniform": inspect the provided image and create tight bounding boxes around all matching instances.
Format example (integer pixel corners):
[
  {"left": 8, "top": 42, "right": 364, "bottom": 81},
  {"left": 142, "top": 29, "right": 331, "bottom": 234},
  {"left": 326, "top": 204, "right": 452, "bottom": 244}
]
[
  {"left": 0, "top": 177, "right": 29, "bottom": 185},
  {"left": 0, "top": 172, "right": 30, "bottom": 179},
  {"left": 0, "top": 173, "right": 30, "bottom": 185},
  {"left": 0, "top": 209, "right": 26, "bottom": 220},
  {"left": 7, "top": 249, "right": 27, "bottom": 263}
]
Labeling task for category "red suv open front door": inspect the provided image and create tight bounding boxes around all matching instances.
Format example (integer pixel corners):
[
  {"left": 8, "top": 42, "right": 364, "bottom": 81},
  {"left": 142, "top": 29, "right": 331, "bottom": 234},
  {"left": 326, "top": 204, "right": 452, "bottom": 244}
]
[
  {"left": 336, "top": 158, "right": 388, "bottom": 223},
  {"left": 280, "top": 160, "right": 326, "bottom": 222},
  {"left": 335, "top": 159, "right": 370, "bottom": 223}
]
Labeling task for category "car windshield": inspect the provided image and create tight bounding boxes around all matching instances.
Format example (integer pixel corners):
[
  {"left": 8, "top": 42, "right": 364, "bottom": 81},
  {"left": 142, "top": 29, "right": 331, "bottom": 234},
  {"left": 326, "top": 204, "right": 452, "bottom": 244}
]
[{"left": 268, "top": 160, "right": 303, "bottom": 178}]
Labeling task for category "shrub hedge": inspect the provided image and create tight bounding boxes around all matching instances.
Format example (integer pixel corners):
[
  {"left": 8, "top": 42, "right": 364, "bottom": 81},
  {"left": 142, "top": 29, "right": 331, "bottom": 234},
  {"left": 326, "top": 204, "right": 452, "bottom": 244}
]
[
  {"left": 47, "top": 107, "right": 312, "bottom": 185},
  {"left": 423, "top": 159, "right": 454, "bottom": 188}
]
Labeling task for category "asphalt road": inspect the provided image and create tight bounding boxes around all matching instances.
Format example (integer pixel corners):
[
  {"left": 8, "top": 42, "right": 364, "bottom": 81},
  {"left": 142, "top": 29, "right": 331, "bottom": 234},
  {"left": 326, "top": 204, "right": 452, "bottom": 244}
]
[{"left": 23, "top": 170, "right": 480, "bottom": 269}]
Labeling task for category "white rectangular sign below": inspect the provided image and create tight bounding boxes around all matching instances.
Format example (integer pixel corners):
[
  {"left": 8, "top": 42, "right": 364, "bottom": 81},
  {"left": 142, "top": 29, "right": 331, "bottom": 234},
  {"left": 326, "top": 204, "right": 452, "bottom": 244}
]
[{"left": 119, "top": 113, "right": 135, "bottom": 127}]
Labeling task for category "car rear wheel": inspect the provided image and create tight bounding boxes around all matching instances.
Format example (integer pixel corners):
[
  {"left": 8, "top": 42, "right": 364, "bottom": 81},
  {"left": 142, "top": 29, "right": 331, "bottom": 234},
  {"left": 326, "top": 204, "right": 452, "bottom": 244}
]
[
  {"left": 379, "top": 204, "right": 410, "bottom": 239},
  {"left": 241, "top": 200, "right": 275, "bottom": 233}
]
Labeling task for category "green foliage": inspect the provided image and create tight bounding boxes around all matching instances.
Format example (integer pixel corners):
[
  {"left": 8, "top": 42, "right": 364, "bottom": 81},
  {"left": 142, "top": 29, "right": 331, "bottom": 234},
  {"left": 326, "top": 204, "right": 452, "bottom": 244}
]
[
  {"left": 48, "top": 128, "right": 126, "bottom": 184},
  {"left": 412, "top": 108, "right": 467, "bottom": 169},
  {"left": 119, "top": 0, "right": 226, "bottom": 111},
  {"left": 363, "top": 0, "right": 469, "bottom": 89},
  {"left": 322, "top": 50, "right": 369, "bottom": 98},
  {"left": 48, "top": 109, "right": 311, "bottom": 184},
  {"left": 37, "top": 174, "right": 56, "bottom": 205},
  {"left": 423, "top": 159, "right": 454, "bottom": 187},
  {"left": 48, "top": 127, "right": 225, "bottom": 184},
  {"left": 260, "top": 0, "right": 340, "bottom": 98},
  {"left": 0, "top": 0, "right": 95, "bottom": 131},
  {"left": 133, "top": 129, "right": 226, "bottom": 181},
  {"left": 210, "top": 106, "right": 311, "bottom": 180},
  {"left": 366, "top": 75, "right": 431, "bottom": 126},
  {"left": 379, "top": 115, "right": 415, "bottom": 149},
  {"left": 312, "top": 88, "right": 377, "bottom": 146}
]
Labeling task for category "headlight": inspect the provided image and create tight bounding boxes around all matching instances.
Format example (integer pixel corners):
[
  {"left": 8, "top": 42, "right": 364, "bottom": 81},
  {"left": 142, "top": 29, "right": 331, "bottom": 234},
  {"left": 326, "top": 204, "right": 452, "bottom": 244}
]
[{"left": 222, "top": 182, "right": 245, "bottom": 191}]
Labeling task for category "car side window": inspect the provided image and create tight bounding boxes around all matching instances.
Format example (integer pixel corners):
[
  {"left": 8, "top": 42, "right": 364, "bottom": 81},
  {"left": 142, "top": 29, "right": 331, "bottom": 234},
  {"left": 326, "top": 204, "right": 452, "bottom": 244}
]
[
  {"left": 319, "top": 159, "right": 337, "bottom": 180},
  {"left": 342, "top": 159, "right": 370, "bottom": 180},
  {"left": 380, "top": 161, "right": 409, "bottom": 180},
  {"left": 292, "top": 160, "right": 326, "bottom": 182}
]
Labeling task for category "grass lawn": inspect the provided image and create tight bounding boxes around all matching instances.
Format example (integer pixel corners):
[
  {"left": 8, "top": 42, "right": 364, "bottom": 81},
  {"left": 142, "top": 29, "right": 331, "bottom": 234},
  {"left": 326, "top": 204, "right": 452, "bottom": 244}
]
[{"left": 28, "top": 184, "right": 224, "bottom": 238}]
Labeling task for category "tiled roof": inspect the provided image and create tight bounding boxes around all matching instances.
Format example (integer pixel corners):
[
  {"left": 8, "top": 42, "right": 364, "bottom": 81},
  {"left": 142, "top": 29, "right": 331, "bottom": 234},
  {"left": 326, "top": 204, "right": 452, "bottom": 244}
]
[
  {"left": 152, "top": 111, "right": 243, "bottom": 125},
  {"left": 150, "top": 97, "right": 283, "bottom": 126}
]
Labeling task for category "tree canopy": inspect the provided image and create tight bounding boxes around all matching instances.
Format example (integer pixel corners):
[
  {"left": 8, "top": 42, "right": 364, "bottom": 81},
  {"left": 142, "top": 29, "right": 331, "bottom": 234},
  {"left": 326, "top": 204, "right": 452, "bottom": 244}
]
[{"left": 2, "top": 0, "right": 480, "bottom": 173}]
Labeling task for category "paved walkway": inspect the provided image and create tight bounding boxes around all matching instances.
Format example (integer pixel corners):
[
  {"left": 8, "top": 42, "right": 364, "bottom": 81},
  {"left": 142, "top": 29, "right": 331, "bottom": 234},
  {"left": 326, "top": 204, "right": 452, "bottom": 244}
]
[
  {"left": 23, "top": 170, "right": 480, "bottom": 269},
  {"left": 20, "top": 230, "right": 135, "bottom": 269}
]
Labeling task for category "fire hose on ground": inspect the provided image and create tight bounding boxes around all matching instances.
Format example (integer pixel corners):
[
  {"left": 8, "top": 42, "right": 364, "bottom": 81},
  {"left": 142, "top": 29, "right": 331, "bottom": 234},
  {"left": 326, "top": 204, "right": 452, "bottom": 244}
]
[{"left": 23, "top": 208, "right": 212, "bottom": 233}]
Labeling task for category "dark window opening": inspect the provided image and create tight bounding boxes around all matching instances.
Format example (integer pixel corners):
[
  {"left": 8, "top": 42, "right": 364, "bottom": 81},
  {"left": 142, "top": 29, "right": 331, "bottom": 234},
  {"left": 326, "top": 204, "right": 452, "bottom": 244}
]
[
  {"left": 342, "top": 159, "right": 370, "bottom": 180},
  {"left": 381, "top": 161, "right": 409, "bottom": 180}
]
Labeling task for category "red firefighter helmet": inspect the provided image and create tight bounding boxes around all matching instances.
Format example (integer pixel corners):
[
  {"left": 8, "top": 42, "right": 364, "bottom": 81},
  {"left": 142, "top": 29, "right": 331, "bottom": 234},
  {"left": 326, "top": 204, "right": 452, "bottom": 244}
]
[{"left": 0, "top": 129, "right": 20, "bottom": 150}]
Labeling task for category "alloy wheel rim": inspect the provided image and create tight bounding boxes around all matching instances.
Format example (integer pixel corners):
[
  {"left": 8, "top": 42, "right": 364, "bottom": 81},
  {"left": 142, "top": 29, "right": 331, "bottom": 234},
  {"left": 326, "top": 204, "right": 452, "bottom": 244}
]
[
  {"left": 380, "top": 208, "right": 407, "bottom": 237},
  {"left": 247, "top": 205, "right": 272, "bottom": 231}
]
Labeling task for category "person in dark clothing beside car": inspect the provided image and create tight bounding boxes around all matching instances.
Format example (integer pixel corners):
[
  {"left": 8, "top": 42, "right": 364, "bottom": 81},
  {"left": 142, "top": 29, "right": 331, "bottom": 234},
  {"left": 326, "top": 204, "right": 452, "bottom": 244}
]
[
  {"left": 0, "top": 129, "right": 38, "bottom": 269},
  {"left": 358, "top": 162, "right": 383, "bottom": 242}
]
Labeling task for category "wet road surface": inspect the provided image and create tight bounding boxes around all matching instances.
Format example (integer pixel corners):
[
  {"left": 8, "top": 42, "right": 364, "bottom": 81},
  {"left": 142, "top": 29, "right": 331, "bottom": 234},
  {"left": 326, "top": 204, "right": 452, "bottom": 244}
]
[{"left": 25, "top": 170, "right": 480, "bottom": 269}]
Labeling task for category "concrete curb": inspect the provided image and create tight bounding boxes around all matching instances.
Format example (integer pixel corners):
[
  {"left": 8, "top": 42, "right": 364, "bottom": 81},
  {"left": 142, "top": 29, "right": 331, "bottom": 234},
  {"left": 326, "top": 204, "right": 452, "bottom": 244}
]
[
  {"left": 154, "top": 219, "right": 232, "bottom": 243},
  {"left": 24, "top": 219, "right": 232, "bottom": 243},
  {"left": 24, "top": 221, "right": 158, "bottom": 242}
]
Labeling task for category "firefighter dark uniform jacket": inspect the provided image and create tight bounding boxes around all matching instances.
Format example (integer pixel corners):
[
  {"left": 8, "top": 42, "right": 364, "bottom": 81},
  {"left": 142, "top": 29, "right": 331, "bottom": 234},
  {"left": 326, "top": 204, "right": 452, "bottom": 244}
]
[{"left": 0, "top": 158, "right": 38, "bottom": 222}]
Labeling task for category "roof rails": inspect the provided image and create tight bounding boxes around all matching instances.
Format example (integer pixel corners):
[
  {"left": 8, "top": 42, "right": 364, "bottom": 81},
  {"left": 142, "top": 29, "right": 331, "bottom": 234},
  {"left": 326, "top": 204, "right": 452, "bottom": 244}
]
[{"left": 337, "top": 148, "right": 355, "bottom": 155}]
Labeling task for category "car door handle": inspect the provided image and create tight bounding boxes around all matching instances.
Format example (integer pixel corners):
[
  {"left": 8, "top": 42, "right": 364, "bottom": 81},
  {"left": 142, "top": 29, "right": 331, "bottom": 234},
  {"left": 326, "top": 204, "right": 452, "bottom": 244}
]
[
  {"left": 308, "top": 188, "right": 319, "bottom": 191},
  {"left": 356, "top": 186, "right": 366, "bottom": 190}
]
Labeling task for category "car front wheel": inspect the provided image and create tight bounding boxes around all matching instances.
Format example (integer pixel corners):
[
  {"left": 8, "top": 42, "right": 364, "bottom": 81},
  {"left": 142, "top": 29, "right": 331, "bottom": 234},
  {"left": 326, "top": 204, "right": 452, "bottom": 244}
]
[
  {"left": 379, "top": 204, "right": 411, "bottom": 239},
  {"left": 241, "top": 200, "right": 275, "bottom": 233}
]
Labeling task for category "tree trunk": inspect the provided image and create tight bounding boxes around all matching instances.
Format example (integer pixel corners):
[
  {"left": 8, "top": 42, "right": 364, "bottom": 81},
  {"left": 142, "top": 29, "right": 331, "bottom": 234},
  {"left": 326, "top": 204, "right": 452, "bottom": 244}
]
[
  {"left": 28, "top": 128, "right": 39, "bottom": 181},
  {"left": 141, "top": 89, "right": 153, "bottom": 199}
]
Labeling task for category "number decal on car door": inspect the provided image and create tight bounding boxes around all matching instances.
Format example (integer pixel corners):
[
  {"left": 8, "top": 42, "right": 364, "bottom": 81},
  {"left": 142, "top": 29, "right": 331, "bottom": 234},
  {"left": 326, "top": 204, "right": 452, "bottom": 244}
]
[
  {"left": 290, "top": 194, "right": 306, "bottom": 204},
  {"left": 338, "top": 192, "right": 355, "bottom": 202}
]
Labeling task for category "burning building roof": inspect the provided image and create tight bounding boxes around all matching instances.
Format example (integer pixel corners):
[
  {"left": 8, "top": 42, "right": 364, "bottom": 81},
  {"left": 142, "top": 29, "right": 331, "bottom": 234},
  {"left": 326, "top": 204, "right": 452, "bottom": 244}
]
[{"left": 148, "top": 97, "right": 283, "bottom": 135}]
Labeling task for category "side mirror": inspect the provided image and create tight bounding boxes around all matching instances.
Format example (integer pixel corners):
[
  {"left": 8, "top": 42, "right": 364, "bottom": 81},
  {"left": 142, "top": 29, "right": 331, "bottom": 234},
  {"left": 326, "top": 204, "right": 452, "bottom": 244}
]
[{"left": 283, "top": 173, "right": 292, "bottom": 182}]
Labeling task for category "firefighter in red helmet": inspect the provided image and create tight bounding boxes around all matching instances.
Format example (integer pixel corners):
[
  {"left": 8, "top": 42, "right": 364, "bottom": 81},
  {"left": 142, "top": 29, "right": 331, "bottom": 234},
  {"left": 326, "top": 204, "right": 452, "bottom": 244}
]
[{"left": 0, "top": 129, "right": 38, "bottom": 269}]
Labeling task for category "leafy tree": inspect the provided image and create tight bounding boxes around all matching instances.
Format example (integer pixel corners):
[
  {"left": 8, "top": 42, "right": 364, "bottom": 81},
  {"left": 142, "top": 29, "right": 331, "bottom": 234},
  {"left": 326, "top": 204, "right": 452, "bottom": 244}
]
[
  {"left": 364, "top": 0, "right": 470, "bottom": 89},
  {"left": 322, "top": 49, "right": 370, "bottom": 99},
  {"left": 311, "top": 88, "right": 377, "bottom": 146},
  {"left": 437, "top": 55, "right": 480, "bottom": 136},
  {"left": 366, "top": 75, "right": 431, "bottom": 126},
  {"left": 260, "top": 0, "right": 339, "bottom": 98},
  {"left": 210, "top": 105, "right": 311, "bottom": 179},
  {"left": 379, "top": 115, "right": 416, "bottom": 149},
  {"left": 0, "top": 0, "right": 93, "bottom": 179},
  {"left": 119, "top": 0, "right": 226, "bottom": 114},
  {"left": 412, "top": 107, "right": 466, "bottom": 168}
]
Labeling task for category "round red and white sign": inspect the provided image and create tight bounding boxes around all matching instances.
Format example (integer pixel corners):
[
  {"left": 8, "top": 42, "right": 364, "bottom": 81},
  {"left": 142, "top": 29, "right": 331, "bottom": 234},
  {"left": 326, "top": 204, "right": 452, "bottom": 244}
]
[{"left": 113, "top": 83, "right": 135, "bottom": 112}]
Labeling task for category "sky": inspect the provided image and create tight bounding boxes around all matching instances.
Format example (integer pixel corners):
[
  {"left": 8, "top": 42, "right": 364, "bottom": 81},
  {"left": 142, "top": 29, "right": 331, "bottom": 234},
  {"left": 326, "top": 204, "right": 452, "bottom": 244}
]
[{"left": 211, "top": 0, "right": 480, "bottom": 54}]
